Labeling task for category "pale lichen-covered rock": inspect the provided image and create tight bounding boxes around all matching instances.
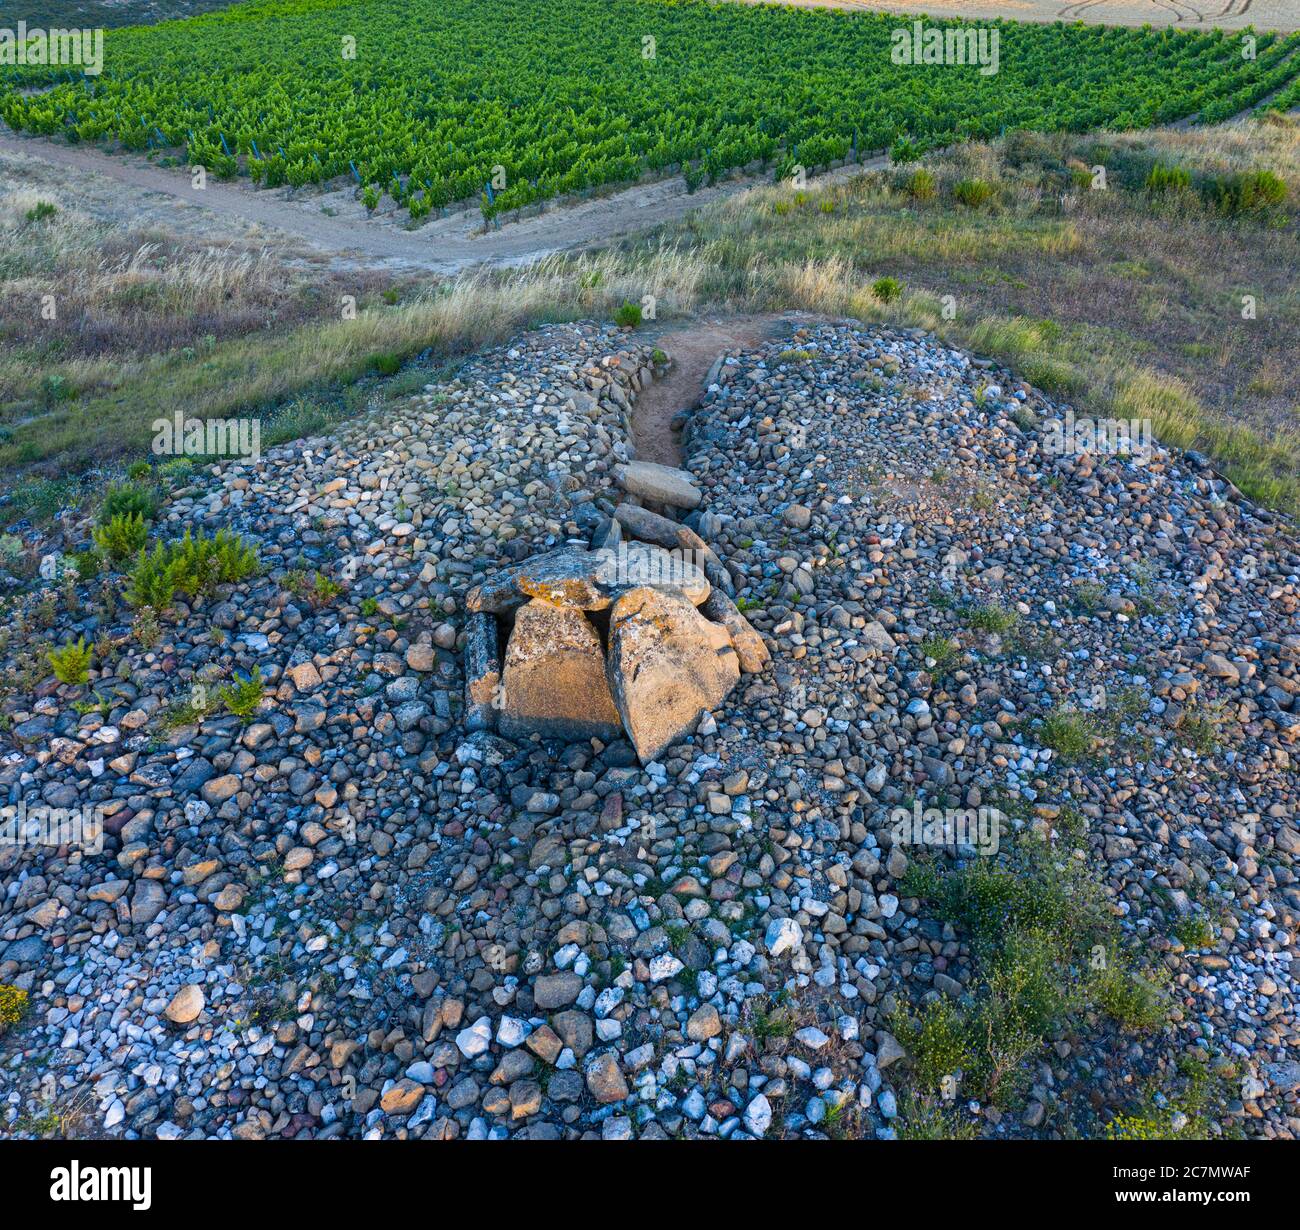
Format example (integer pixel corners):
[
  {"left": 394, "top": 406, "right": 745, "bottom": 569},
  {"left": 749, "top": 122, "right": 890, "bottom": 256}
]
[
  {"left": 605, "top": 586, "right": 739, "bottom": 762},
  {"left": 617, "top": 460, "right": 703, "bottom": 509},
  {"left": 498, "top": 600, "right": 622, "bottom": 743},
  {"left": 466, "top": 547, "right": 617, "bottom": 615},
  {"left": 604, "top": 541, "right": 710, "bottom": 606},
  {"left": 699, "top": 588, "right": 771, "bottom": 674}
]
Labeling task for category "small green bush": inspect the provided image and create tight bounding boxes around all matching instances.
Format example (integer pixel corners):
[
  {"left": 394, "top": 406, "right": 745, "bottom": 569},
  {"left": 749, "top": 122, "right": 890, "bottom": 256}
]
[
  {"left": 1145, "top": 161, "right": 1191, "bottom": 194},
  {"left": 873, "top": 276, "right": 904, "bottom": 304},
  {"left": 127, "top": 460, "right": 152, "bottom": 482},
  {"left": 40, "top": 374, "right": 75, "bottom": 406},
  {"left": 127, "top": 542, "right": 179, "bottom": 610},
  {"left": 0, "top": 535, "right": 24, "bottom": 571},
  {"left": 25, "top": 201, "right": 58, "bottom": 223},
  {"left": 158, "top": 458, "right": 195, "bottom": 482},
  {"left": 614, "top": 300, "right": 643, "bottom": 328},
  {"left": 126, "top": 529, "right": 259, "bottom": 610},
  {"left": 1038, "top": 707, "right": 1099, "bottom": 761},
  {"left": 890, "top": 136, "right": 922, "bottom": 164},
  {"left": 47, "top": 637, "right": 93, "bottom": 686},
  {"left": 920, "top": 635, "right": 960, "bottom": 676},
  {"left": 952, "top": 178, "right": 994, "bottom": 208},
  {"left": 285, "top": 568, "right": 342, "bottom": 608},
  {"left": 98, "top": 481, "right": 157, "bottom": 526},
  {"left": 905, "top": 167, "right": 936, "bottom": 201},
  {"left": 1089, "top": 954, "right": 1166, "bottom": 1031},
  {"left": 1208, "top": 169, "right": 1288, "bottom": 215},
  {"left": 894, "top": 998, "right": 974, "bottom": 1095},
  {"left": 168, "top": 528, "right": 261, "bottom": 599},
  {"left": 220, "top": 666, "right": 265, "bottom": 720},
  {"left": 71, "top": 550, "right": 101, "bottom": 580},
  {"left": 964, "top": 601, "right": 1019, "bottom": 635},
  {"left": 369, "top": 351, "right": 402, "bottom": 376},
  {"left": 1172, "top": 914, "right": 1215, "bottom": 950},
  {"left": 92, "top": 512, "right": 148, "bottom": 563}
]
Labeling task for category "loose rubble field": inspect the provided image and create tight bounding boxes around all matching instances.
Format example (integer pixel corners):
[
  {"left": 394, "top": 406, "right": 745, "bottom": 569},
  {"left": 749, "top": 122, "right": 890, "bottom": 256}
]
[{"left": 0, "top": 318, "right": 1297, "bottom": 1140}]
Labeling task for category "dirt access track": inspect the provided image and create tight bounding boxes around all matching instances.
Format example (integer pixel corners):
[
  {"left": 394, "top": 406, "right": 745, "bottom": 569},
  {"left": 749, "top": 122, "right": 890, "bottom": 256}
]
[
  {"left": 0, "top": 126, "right": 880, "bottom": 276},
  {"left": 738, "top": 0, "right": 1299, "bottom": 31}
]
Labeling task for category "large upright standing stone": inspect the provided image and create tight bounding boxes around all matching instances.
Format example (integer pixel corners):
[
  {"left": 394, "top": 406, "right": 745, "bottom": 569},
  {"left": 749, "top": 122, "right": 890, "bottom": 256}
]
[
  {"left": 498, "top": 600, "right": 622, "bottom": 743},
  {"left": 605, "top": 586, "right": 740, "bottom": 762},
  {"left": 464, "top": 612, "right": 502, "bottom": 733}
]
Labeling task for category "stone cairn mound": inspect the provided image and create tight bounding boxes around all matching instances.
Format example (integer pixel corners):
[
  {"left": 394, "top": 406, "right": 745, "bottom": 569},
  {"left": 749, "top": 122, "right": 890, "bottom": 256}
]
[{"left": 464, "top": 460, "right": 769, "bottom": 762}]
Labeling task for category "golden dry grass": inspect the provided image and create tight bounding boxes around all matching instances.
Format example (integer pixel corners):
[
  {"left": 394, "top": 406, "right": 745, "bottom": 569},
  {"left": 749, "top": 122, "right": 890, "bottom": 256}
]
[{"left": 2, "top": 117, "right": 1297, "bottom": 521}]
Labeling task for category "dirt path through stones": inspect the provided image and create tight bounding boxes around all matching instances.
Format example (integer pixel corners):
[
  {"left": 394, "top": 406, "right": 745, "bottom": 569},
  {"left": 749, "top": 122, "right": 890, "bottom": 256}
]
[{"left": 633, "top": 316, "right": 793, "bottom": 466}]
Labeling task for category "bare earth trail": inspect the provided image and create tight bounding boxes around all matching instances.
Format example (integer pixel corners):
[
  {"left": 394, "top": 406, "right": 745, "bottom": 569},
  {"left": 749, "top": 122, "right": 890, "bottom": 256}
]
[
  {"left": 633, "top": 316, "right": 796, "bottom": 466},
  {"left": 0, "top": 126, "right": 882, "bottom": 274}
]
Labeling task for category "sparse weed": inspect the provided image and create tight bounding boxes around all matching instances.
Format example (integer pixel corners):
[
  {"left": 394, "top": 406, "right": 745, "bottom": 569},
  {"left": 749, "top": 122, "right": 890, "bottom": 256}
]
[{"left": 47, "top": 638, "right": 93, "bottom": 686}]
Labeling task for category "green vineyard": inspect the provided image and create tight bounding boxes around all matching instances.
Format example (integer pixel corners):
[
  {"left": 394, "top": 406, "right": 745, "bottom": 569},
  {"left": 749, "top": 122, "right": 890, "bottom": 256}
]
[{"left": 3, "top": 0, "right": 1298, "bottom": 219}]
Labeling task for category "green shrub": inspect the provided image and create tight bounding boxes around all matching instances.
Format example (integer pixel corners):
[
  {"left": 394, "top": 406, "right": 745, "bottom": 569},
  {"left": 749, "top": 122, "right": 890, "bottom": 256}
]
[
  {"left": 220, "top": 666, "right": 265, "bottom": 720},
  {"left": 900, "top": 831, "right": 1153, "bottom": 1107},
  {"left": 1038, "top": 707, "right": 1099, "bottom": 761},
  {"left": 920, "top": 635, "right": 960, "bottom": 676},
  {"left": 71, "top": 550, "right": 101, "bottom": 580},
  {"left": 872, "top": 276, "right": 904, "bottom": 304},
  {"left": 369, "top": 351, "right": 402, "bottom": 376},
  {"left": 127, "top": 460, "right": 153, "bottom": 482},
  {"left": 25, "top": 201, "right": 57, "bottom": 224},
  {"left": 963, "top": 601, "right": 1019, "bottom": 635},
  {"left": 98, "top": 481, "right": 157, "bottom": 526},
  {"left": 1089, "top": 953, "right": 1166, "bottom": 1031},
  {"left": 614, "top": 300, "right": 643, "bottom": 328},
  {"left": 905, "top": 167, "right": 936, "bottom": 201},
  {"left": 890, "top": 136, "right": 922, "bottom": 164},
  {"left": 893, "top": 998, "right": 974, "bottom": 1095},
  {"left": 952, "top": 178, "right": 994, "bottom": 208},
  {"left": 284, "top": 568, "right": 342, "bottom": 608},
  {"left": 1104, "top": 1113, "right": 1168, "bottom": 1140},
  {"left": 1208, "top": 169, "right": 1288, "bottom": 215},
  {"left": 47, "top": 637, "right": 93, "bottom": 686},
  {"left": 0, "top": 535, "right": 24, "bottom": 572},
  {"left": 1172, "top": 914, "right": 1215, "bottom": 949},
  {"left": 1145, "top": 161, "right": 1190, "bottom": 194},
  {"left": 158, "top": 458, "right": 195, "bottom": 482},
  {"left": 126, "top": 542, "right": 179, "bottom": 610},
  {"left": 361, "top": 184, "right": 380, "bottom": 212},
  {"left": 168, "top": 528, "right": 261, "bottom": 599},
  {"left": 904, "top": 831, "right": 1111, "bottom": 967},
  {"left": 126, "top": 529, "right": 259, "bottom": 610},
  {"left": 894, "top": 1093, "right": 979, "bottom": 1141},
  {"left": 40, "top": 373, "right": 75, "bottom": 406},
  {"left": 92, "top": 512, "right": 148, "bottom": 563}
]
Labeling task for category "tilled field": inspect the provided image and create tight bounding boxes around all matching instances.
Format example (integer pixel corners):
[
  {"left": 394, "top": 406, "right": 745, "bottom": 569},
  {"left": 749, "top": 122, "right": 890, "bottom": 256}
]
[
  {"left": 0, "top": 319, "right": 1296, "bottom": 1140},
  {"left": 748, "top": 1, "right": 1300, "bottom": 33}
]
